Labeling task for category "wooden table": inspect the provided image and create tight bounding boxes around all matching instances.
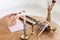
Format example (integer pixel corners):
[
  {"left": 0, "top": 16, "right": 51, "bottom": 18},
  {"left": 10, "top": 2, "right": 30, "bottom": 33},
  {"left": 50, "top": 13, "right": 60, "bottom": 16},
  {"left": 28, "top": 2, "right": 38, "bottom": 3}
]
[{"left": 0, "top": 16, "right": 60, "bottom": 40}]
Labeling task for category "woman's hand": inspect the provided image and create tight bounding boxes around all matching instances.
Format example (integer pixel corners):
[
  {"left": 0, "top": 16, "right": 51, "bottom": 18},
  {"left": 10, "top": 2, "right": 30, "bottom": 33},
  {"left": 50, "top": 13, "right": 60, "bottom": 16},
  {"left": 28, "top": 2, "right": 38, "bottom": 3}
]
[{"left": 0, "top": 13, "right": 19, "bottom": 27}]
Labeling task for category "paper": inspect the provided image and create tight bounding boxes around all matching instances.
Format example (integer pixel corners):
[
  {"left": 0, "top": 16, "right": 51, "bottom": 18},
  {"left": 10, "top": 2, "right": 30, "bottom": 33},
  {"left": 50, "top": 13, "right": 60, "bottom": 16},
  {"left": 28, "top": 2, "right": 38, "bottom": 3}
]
[{"left": 8, "top": 20, "right": 23, "bottom": 32}]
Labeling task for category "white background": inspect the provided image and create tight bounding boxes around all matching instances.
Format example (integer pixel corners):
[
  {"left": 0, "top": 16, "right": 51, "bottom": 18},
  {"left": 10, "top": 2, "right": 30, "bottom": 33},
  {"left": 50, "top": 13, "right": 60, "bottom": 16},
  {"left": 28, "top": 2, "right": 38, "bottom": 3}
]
[{"left": 0, "top": 0, "right": 60, "bottom": 25}]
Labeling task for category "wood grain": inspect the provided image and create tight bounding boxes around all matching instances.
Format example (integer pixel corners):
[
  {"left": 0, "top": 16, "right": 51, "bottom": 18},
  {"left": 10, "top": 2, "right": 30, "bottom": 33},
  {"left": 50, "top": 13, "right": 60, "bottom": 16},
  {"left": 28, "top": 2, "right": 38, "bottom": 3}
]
[{"left": 0, "top": 16, "right": 60, "bottom": 40}]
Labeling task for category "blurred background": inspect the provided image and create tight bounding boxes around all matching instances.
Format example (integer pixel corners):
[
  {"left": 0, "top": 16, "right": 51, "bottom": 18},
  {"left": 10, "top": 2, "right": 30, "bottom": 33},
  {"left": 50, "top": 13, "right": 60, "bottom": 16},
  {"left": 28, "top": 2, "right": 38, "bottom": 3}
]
[{"left": 0, "top": 0, "right": 60, "bottom": 25}]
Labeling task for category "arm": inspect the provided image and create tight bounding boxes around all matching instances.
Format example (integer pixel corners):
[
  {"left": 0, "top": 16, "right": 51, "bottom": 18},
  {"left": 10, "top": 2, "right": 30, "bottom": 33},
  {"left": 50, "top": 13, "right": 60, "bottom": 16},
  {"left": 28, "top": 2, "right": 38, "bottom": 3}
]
[{"left": 46, "top": 0, "right": 56, "bottom": 22}]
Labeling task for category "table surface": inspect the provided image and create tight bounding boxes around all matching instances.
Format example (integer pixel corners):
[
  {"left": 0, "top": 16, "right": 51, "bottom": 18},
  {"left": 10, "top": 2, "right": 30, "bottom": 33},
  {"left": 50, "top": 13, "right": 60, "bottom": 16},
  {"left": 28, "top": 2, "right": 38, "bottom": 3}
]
[{"left": 0, "top": 16, "right": 60, "bottom": 40}]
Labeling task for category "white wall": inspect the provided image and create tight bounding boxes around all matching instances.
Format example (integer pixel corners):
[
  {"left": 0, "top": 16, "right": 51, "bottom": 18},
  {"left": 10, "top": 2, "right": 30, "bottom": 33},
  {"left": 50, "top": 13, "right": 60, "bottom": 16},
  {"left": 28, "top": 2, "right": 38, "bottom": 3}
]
[
  {"left": 0, "top": 0, "right": 27, "bottom": 18},
  {"left": 0, "top": 0, "right": 60, "bottom": 14},
  {"left": 0, "top": 0, "right": 27, "bottom": 11},
  {"left": 0, "top": 0, "right": 38, "bottom": 18},
  {"left": 0, "top": 0, "right": 60, "bottom": 25},
  {"left": 0, "top": 0, "right": 60, "bottom": 17}
]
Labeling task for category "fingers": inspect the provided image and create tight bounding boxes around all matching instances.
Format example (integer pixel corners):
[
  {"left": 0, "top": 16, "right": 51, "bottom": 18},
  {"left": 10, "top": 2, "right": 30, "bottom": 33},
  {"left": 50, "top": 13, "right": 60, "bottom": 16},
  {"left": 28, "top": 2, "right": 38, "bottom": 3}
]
[
  {"left": 6, "top": 13, "right": 18, "bottom": 20},
  {"left": 5, "top": 13, "right": 19, "bottom": 27},
  {"left": 7, "top": 20, "right": 16, "bottom": 27},
  {"left": 8, "top": 13, "right": 17, "bottom": 18},
  {"left": 52, "top": 0, "right": 56, "bottom": 3},
  {"left": 5, "top": 13, "right": 15, "bottom": 18},
  {"left": 8, "top": 13, "right": 18, "bottom": 23},
  {"left": 1, "top": 13, "right": 20, "bottom": 27}
]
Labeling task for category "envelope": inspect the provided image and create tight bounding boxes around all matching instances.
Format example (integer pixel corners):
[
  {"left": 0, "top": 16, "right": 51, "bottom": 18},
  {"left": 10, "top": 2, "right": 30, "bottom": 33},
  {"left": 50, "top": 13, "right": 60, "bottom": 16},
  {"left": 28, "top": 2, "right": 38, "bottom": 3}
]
[{"left": 8, "top": 20, "right": 24, "bottom": 32}]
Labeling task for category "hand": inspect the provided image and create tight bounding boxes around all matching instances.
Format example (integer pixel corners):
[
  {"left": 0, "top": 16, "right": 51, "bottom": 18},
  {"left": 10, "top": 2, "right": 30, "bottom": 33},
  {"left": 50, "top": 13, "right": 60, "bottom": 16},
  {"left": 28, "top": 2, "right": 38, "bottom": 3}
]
[
  {"left": 52, "top": 0, "right": 56, "bottom": 3},
  {"left": 0, "top": 13, "right": 19, "bottom": 27},
  {"left": 47, "top": 5, "right": 52, "bottom": 12}
]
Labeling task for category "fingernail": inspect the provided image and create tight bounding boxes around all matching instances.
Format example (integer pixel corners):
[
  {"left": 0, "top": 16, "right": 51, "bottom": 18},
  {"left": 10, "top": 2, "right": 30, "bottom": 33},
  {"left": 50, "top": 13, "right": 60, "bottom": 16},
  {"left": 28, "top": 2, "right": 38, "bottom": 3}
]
[{"left": 14, "top": 14, "right": 17, "bottom": 15}]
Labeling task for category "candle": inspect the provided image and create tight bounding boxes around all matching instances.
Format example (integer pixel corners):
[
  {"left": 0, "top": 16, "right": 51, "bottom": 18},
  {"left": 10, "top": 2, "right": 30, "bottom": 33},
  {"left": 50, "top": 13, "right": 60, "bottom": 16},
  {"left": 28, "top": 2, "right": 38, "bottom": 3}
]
[
  {"left": 23, "top": 11, "right": 26, "bottom": 35},
  {"left": 18, "top": 10, "right": 27, "bottom": 35}
]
